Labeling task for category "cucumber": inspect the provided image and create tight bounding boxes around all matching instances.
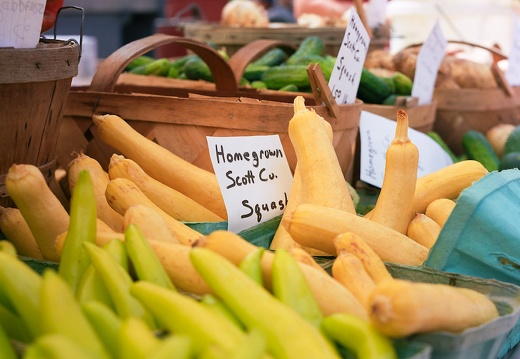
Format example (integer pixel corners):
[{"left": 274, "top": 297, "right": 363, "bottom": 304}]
[
  {"left": 166, "top": 65, "right": 180, "bottom": 78},
  {"left": 286, "top": 36, "right": 325, "bottom": 65},
  {"left": 357, "top": 68, "right": 393, "bottom": 104},
  {"left": 125, "top": 56, "right": 155, "bottom": 71},
  {"left": 183, "top": 57, "right": 213, "bottom": 82},
  {"left": 380, "top": 76, "right": 396, "bottom": 94},
  {"left": 462, "top": 130, "right": 499, "bottom": 172},
  {"left": 427, "top": 131, "right": 459, "bottom": 163},
  {"left": 243, "top": 64, "right": 270, "bottom": 82},
  {"left": 499, "top": 151, "right": 520, "bottom": 171},
  {"left": 169, "top": 54, "right": 198, "bottom": 74},
  {"left": 278, "top": 84, "right": 299, "bottom": 92},
  {"left": 253, "top": 48, "right": 288, "bottom": 67},
  {"left": 129, "top": 58, "right": 171, "bottom": 76},
  {"left": 290, "top": 54, "right": 333, "bottom": 80},
  {"left": 261, "top": 65, "right": 310, "bottom": 90},
  {"left": 502, "top": 125, "right": 520, "bottom": 157},
  {"left": 251, "top": 81, "right": 267, "bottom": 90},
  {"left": 392, "top": 72, "right": 413, "bottom": 96},
  {"left": 381, "top": 94, "right": 398, "bottom": 106}
]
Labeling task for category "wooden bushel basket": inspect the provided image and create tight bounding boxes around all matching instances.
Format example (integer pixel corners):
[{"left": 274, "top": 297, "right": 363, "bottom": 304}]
[
  {"left": 61, "top": 34, "right": 361, "bottom": 184},
  {"left": 1, "top": 39, "right": 79, "bottom": 207},
  {"left": 362, "top": 97, "right": 437, "bottom": 134},
  {"left": 431, "top": 41, "right": 520, "bottom": 155}
]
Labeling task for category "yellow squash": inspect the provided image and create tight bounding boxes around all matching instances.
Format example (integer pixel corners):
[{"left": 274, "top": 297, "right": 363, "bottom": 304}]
[
  {"left": 412, "top": 160, "right": 488, "bottom": 214},
  {"left": 406, "top": 213, "right": 441, "bottom": 249},
  {"left": 424, "top": 198, "right": 456, "bottom": 228},
  {"left": 108, "top": 154, "right": 223, "bottom": 223},
  {"left": 369, "top": 279, "right": 499, "bottom": 338},
  {"left": 5, "top": 164, "right": 69, "bottom": 261},
  {"left": 283, "top": 203, "right": 429, "bottom": 265},
  {"left": 287, "top": 96, "right": 356, "bottom": 214},
  {"left": 68, "top": 152, "right": 125, "bottom": 232},
  {"left": 369, "top": 109, "right": 419, "bottom": 234},
  {"left": 92, "top": 114, "right": 227, "bottom": 219}
]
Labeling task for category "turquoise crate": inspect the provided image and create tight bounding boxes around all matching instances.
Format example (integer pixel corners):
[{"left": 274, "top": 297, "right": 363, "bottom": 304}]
[
  {"left": 386, "top": 263, "right": 520, "bottom": 359},
  {"left": 425, "top": 169, "right": 520, "bottom": 358},
  {"left": 318, "top": 258, "right": 520, "bottom": 359}
]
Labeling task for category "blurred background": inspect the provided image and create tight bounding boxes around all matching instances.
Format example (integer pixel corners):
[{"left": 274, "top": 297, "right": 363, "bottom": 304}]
[{"left": 43, "top": 0, "right": 520, "bottom": 84}]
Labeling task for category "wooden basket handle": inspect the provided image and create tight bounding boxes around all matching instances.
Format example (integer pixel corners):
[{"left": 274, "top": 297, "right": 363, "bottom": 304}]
[
  {"left": 404, "top": 39, "right": 508, "bottom": 60},
  {"left": 89, "top": 33, "right": 239, "bottom": 93},
  {"left": 404, "top": 39, "right": 514, "bottom": 97},
  {"left": 227, "top": 39, "right": 297, "bottom": 82}
]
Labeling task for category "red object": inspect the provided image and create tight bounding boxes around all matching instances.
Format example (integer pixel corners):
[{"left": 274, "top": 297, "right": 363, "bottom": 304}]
[
  {"left": 41, "top": 0, "right": 64, "bottom": 33},
  {"left": 165, "top": 0, "right": 228, "bottom": 22}
]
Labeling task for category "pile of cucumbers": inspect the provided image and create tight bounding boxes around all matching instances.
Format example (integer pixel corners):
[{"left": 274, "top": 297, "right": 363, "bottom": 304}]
[
  {"left": 462, "top": 126, "right": 520, "bottom": 172},
  {"left": 356, "top": 68, "right": 413, "bottom": 105},
  {"left": 124, "top": 37, "right": 335, "bottom": 93},
  {"left": 124, "top": 36, "right": 415, "bottom": 99}
]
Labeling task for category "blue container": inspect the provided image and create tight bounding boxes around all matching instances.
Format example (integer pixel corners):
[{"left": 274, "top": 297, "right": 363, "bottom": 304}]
[
  {"left": 425, "top": 169, "right": 520, "bottom": 358},
  {"left": 386, "top": 263, "right": 520, "bottom": 359}
]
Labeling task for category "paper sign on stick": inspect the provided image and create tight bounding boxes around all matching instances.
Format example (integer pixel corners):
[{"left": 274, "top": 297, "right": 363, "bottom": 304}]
[
  {"left": 0, "top": 0, "right": 47, "bottom": 48},
  {"left": 358, "top": 111, "right": 453, "bottom": 188},
  {"left": 328, "top": 9, "right": 371, "bottom": 105},
  {"left": 506, "top": 17, "right": 520, "bottom": 86},
  {"left": 207, "top": 135, "right": 293, "bottom": 233},
  {"left": 411, "top": 20, "right": 447, "bottom": 105}
]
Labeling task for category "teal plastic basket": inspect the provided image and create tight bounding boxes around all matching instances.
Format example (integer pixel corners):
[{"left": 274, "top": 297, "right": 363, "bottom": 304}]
[{"left": 425, "top": 169, "right": 520, "bottom": 358}]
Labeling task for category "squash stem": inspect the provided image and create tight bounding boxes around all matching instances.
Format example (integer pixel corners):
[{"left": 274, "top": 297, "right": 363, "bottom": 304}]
[{"left": 393, "top": 109, "right": 410, "bottom": 144}]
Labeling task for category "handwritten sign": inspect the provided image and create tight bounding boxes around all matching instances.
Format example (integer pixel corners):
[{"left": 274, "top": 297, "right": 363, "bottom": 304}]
[
  {"left": 207, "top": 135, "right": 293, "bottom": 233},
  {"left": 506, "top": 17, "right": 520, "bottom": 86},
  {"left": 0, "top": 0, "right": 46, "bottom": 48},
  {"left": 411, "top": 20, "right": 447, "bottom": 105},
  {"left": 358, "top": 111, "right": 453, "bottom": 188},
  {"left": 328, "top": 9, "right": 371, "bottom": 105}
]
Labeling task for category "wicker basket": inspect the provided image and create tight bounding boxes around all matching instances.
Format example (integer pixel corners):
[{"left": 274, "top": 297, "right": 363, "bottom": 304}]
[
  {"left": 0, "top": 39, "right": 79, "bottom": 207},
  {"left": 431, "top": 41, "right": 520, "bottom": 155},
  {"left": 362, "top": 98, "right": 437, "bottom": 134},
  {"left": 60, "top": 34, "right": 361, "bottom": 185}
]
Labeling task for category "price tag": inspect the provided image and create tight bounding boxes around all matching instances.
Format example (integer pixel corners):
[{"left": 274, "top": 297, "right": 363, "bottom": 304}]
[
  {"left": 411, "top": 20, "right": 447, "bottom": 105},
  {"left": 0, "top": 0, "right": 46, "bottom": 48},
  {"left": 207, "top": 135, "right": 293, "bottom": 233},
  {"left": 358, "top": 111, "right": 453, "bottom": 188},
  {"left": 506, "top": 18, "right": 520, "bottom": 86},
  {"left": 328, "top": 9, "right": 371, "bottom": 105}
]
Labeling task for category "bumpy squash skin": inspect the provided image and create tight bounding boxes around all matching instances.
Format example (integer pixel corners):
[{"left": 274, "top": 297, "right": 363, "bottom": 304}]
[{"left": 369, "top": 279, "right": 499, "bottom": 338}]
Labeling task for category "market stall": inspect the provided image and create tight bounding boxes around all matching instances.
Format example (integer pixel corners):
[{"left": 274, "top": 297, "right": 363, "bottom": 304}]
[{"left": 2, "top": 1, "right": 520, "bottom": 358}]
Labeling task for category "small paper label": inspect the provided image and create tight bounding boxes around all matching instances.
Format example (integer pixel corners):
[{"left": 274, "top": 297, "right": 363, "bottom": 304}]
[
  {"left": 359, "top": 111, "right": 453, "bottom": 188},
  {"left": 207, "top": 135, "right": 293, "bottom": 233},
  {"left": 506, "top": 17, "right": 520, "bottom": 86},
  {"left": 0, "top": 0, "right": 47, "bottom": 48},
  {"left": 411, "top": 20, "right": 448, "bottom": 105},
  {"left": 328, "top": 9, "right": 371, "bottom": 105}
]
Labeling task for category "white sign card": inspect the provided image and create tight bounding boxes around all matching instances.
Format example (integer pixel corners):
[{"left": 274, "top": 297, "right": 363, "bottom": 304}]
[
  {"left": 506, "top": 17, "right": 520, "bottom": 86},
  {"left": 359, "top": 111, "right": 454, "bottom": 188},
  {"left": 411, "top": 20, "right": 448, "bottom": 105},
  {"left": 207, "top": 135, "right": 294, "bottom": 233},
  {"left": 328, "top": 8, "right": 371, "bottom": 105},
  {"left": 0, "top": 0, "right": 47, "bottom": 48},
  {"left": 365, "top": 0, "right": 388, "bottom": 28}
]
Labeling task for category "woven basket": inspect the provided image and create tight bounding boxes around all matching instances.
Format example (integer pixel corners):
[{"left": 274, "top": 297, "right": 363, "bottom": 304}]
[
  {"left": 1, "top": 39, "right": 79, "bottom": 207},
  {"left": 431, "top": 41, "right": 520, "bottom": 155},
  {"left": 61, "top": 34, "right": 361, "bottom": 183}
]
